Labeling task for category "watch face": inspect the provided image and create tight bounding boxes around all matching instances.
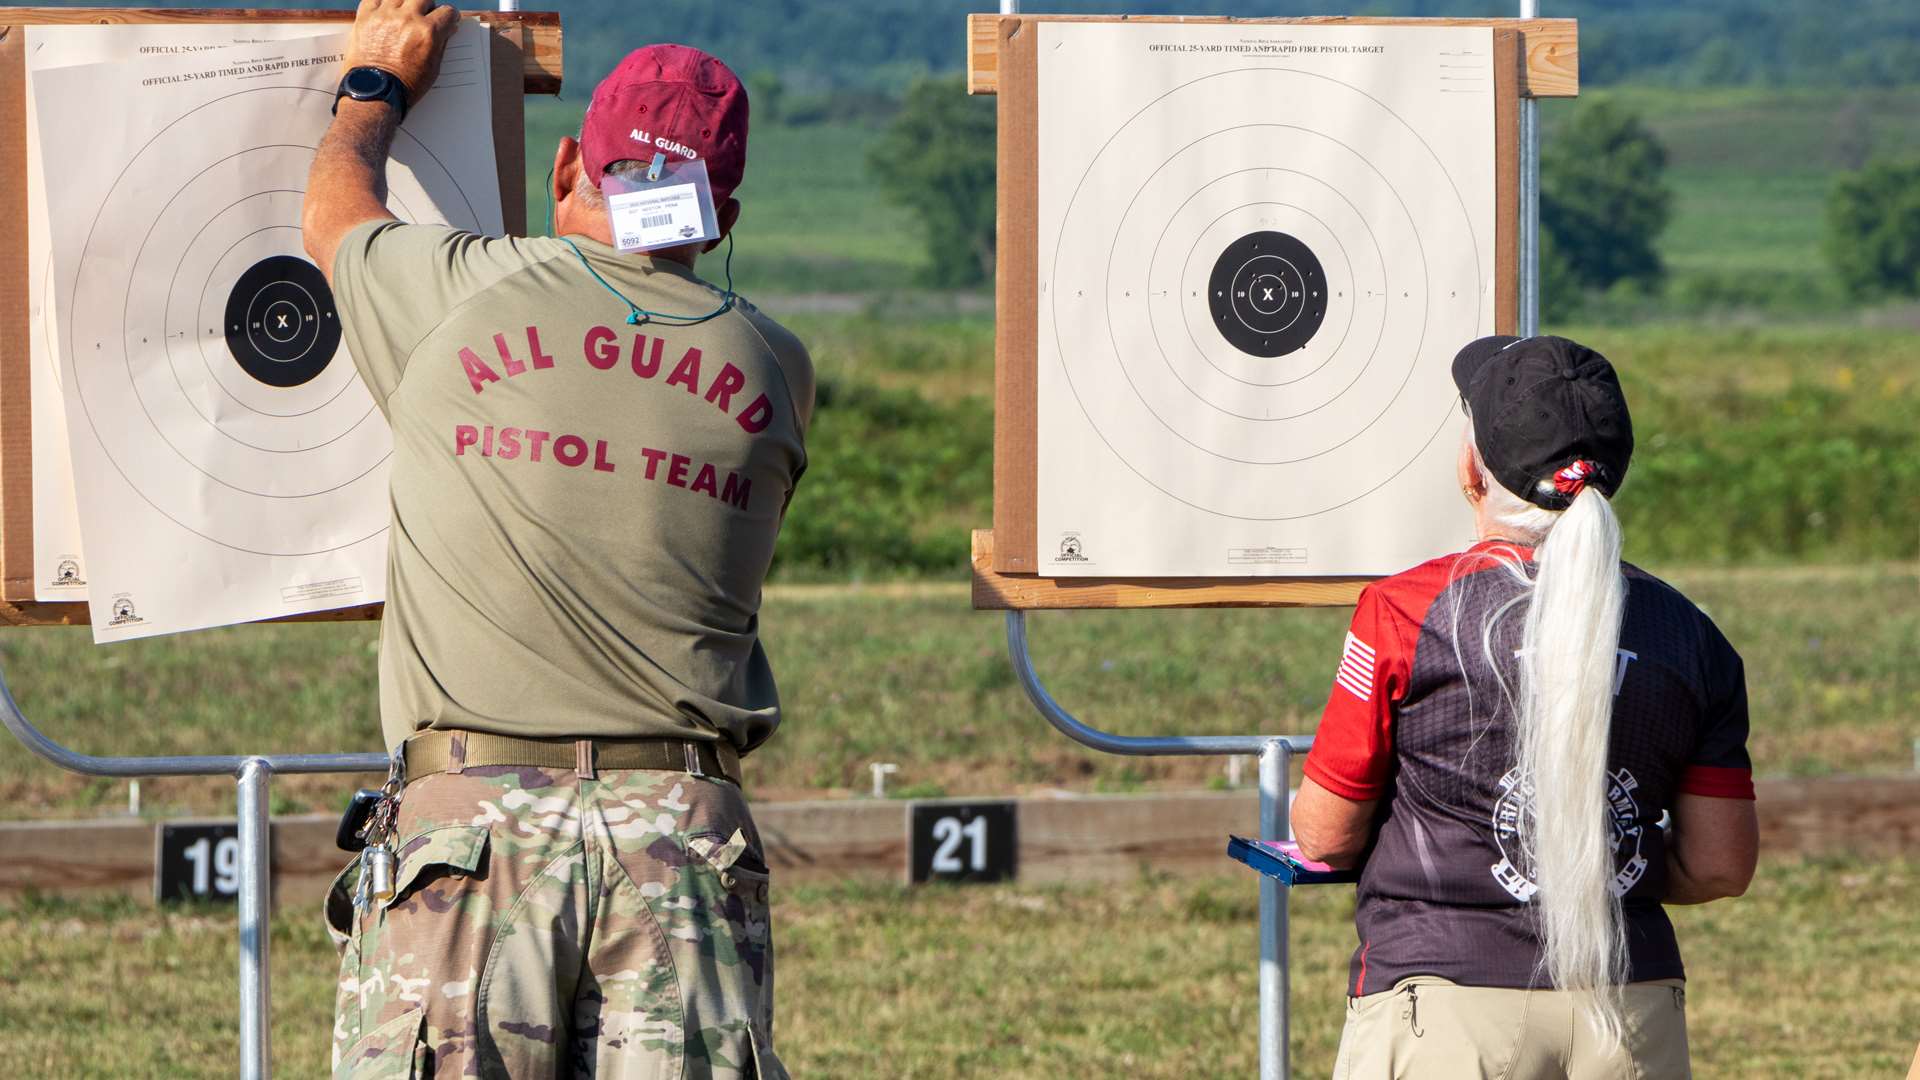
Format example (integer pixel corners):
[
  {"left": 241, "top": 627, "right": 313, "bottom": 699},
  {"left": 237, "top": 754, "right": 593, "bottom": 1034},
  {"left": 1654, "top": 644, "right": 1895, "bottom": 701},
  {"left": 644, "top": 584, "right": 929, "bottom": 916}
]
[{"left": 344, "top": 68, "right": 391, "bottom": 98}]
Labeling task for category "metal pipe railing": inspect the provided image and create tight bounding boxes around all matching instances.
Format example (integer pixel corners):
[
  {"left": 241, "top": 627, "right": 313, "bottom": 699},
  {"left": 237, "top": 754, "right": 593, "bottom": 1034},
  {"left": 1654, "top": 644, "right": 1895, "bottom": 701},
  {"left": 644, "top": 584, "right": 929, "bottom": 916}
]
[
  {"left": 1007, "top": 610, "right": 1310, "bottom": 1080},
  {"left": 1005, "top": 612, "right": 1312, "bottom": 758},
  {"left": 1519, "top": 0, "right": 1542, "bottom": 336},
  {"left": 0, "top": 661, "right": 383, "bottom": 1079}
]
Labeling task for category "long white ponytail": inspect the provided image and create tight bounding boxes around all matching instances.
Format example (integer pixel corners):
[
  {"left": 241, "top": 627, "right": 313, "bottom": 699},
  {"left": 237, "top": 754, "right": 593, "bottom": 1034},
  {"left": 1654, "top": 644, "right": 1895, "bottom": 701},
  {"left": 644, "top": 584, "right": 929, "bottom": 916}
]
[{"left": 1470, "top": 429, "right": 1631, "bottom": 1044}]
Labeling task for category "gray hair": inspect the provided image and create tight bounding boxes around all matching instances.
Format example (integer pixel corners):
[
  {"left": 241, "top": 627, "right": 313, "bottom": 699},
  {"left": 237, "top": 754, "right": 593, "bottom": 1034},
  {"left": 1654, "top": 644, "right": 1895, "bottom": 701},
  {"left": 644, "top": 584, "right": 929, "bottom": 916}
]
[
  {"left": 1461, "top": 423, "right": 1631, "bottom": 1045},
  {"left": 571, "top": 159, "right": 652, "bottom": 211}
]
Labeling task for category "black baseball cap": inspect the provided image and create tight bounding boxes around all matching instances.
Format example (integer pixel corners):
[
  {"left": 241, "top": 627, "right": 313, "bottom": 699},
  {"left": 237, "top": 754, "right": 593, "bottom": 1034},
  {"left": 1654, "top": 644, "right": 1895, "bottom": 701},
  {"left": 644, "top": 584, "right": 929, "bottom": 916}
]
[{"left": 1451, "top": 335, "right": 1634, "bottom": 510}]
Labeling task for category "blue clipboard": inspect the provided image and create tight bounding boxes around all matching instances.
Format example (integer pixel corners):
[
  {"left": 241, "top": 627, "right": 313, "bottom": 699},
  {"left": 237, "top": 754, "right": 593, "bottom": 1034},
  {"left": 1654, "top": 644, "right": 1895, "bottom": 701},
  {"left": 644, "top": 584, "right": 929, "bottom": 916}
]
[{"left": 1228, "top": 835, "right": 1361, "bottom": 886}]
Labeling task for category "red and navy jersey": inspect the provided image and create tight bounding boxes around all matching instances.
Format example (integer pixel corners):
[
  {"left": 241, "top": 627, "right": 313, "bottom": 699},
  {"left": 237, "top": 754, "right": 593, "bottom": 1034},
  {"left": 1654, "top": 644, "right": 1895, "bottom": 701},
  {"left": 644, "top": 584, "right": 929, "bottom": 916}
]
[{"left": 1303, "top": 540, "right": 1754, "bottom": 994}]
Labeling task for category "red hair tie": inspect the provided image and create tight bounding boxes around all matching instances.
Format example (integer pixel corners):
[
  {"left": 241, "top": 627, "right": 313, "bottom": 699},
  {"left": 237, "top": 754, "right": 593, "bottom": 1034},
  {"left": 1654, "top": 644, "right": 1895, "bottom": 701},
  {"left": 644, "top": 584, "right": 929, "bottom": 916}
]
[{"left": 1553, "top": 460, "right": 1599, "bottom": 497}]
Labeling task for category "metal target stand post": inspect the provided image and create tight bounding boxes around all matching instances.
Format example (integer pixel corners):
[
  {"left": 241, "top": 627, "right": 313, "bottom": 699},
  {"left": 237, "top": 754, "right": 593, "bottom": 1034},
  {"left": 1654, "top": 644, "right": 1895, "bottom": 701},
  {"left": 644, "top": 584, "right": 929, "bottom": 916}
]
[
  {"left": 1006, "top": 611, "right": 1311, "bottom": 1080},
  {"left": 993, "top": 2, "right": 1546, "bottom": 1077},
  {"left": 0, "top": 676, "right": 385, "bottom": 1080}
]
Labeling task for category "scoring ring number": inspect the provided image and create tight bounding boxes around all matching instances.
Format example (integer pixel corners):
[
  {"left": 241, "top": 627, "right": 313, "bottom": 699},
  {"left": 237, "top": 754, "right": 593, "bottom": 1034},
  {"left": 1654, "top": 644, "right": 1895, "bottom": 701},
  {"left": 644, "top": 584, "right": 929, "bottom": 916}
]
[
  {"left": 1207, "top": 230, "right": 1328, "bottom": 358},
  {"left": 222, "top": 254, "right": 342, "bottom": 388}
]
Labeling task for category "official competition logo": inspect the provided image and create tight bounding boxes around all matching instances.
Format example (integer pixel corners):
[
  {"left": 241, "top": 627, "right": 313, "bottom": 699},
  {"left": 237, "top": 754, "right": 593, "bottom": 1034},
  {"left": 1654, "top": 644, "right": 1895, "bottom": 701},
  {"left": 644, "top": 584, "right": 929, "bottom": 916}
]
[
  {"left": 1055, "top": 534, "right": 1089, "bottom": 563},
  {"left": 1490, "top": 766, "right": 1649, "bottom": 902},
  {"left": 107, "top": 594, "right": 145, "bottom": 628},
  {"left": 48, "top": 558, "right": 86, "bottom": 589}
]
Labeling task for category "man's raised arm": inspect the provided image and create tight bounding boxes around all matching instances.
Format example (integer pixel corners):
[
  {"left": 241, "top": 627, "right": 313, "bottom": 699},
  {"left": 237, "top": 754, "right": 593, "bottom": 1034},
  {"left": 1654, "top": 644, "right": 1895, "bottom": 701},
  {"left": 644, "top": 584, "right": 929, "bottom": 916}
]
[{"left": 301, "top": 0, "right": 459, "bottom": 281}]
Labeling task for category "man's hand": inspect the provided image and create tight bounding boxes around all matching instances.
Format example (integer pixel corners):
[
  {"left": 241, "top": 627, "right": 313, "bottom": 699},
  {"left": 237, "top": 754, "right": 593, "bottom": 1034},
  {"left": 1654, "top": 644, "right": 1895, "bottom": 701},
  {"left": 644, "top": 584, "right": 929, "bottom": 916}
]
[{"left": 343, "top": 0, "right": 461, "bottom": 107}]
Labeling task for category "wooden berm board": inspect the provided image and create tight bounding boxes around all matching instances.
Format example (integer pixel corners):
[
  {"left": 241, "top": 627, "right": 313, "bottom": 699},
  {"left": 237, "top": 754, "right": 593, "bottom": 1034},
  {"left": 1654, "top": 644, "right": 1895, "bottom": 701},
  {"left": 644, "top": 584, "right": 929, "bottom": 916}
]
[
  {"left": 969, "top": 14, "right": 1578, "bottom": 610},
  {"left": 0, "top": 7, "right": 563, "bottom": 626}
]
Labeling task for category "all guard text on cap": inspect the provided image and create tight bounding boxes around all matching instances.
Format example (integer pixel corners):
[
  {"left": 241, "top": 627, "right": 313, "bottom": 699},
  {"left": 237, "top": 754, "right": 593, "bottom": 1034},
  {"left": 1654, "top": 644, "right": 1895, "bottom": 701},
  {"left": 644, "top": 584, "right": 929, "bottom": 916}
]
[{"left": 580, "top": 44, "right": 751, "bottom": 205}]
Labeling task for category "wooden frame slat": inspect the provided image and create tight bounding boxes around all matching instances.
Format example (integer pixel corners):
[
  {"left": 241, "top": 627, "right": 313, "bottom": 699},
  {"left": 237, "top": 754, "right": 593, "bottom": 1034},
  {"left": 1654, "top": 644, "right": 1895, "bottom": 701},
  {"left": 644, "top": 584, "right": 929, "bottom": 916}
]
[
  {"left": 0, "top": 27, "right": 29, "bottom": 608},
  {"left": 990, "top": 15, "right": 1039, "bottom": 574},
  {"left": 967, "top": 14, "right": 1576, "bottom": 99},
  {"left": 973, "top": 530, "right": 1368, "bottom": 610}
]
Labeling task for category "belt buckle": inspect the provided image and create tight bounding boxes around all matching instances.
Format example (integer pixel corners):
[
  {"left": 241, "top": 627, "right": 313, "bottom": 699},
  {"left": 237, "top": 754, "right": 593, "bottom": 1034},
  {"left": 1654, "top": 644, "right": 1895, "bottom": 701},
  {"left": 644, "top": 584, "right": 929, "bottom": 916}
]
[{"left": 682, "top": 742, "right": 710, "bottom": 780}]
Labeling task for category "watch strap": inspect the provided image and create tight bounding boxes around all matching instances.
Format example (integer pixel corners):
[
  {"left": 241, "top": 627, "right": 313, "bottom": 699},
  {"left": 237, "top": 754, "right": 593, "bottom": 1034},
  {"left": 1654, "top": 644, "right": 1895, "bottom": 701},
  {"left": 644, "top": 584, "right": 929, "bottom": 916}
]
[{"left": 333, "top": 66, "right": 409, "bottom": 121}]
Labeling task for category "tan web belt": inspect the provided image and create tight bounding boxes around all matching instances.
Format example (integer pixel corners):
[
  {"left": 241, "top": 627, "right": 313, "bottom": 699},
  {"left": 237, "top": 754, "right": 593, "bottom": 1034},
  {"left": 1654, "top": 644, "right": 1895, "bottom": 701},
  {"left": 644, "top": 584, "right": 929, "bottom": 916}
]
[{"left": 403, "top": 729, "right": 742, "bottom": 787}]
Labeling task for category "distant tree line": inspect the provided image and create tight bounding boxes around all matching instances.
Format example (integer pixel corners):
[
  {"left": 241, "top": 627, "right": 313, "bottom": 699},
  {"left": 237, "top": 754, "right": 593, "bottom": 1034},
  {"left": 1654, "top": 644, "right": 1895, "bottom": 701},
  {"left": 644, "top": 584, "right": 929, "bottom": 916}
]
[
  {"left": 553, "top": 0, "right": 1920, "bottom": 94},
  {"left": 77, "top": 0, "right": 1920, "bottom": 96}
]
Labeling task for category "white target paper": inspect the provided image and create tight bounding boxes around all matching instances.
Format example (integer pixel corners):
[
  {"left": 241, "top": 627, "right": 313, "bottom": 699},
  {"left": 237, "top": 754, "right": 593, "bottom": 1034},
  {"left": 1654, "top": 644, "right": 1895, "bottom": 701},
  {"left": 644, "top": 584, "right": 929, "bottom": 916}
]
[
  {"left": 24, "top": 24, "right": 344, "bottom": 602},
  {"left": 1037, "top": 23, "right": 1492, "bottom": 577},
  {"left": 32, "top": 26, "right": 503, "bottom": 640}
]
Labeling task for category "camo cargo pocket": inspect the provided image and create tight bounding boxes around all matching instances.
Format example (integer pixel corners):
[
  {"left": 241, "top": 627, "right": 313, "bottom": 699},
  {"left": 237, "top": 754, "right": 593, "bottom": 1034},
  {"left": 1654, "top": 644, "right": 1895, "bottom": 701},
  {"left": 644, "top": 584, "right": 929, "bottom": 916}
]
[
  {"left": 689, "top": 827, "right": 770, "bottom": 902},
  {"left": 334, "top": 826, "right": 490, "bottom": 1063},
  {"left": 325, "top": 857, "right": 361, "bottom": 953},
  {"left": 333, "top": 1003, "right": 428, "bottom": 1079},
  {"left": 388, "top": 824, "right": 490, "bottom": 907}
]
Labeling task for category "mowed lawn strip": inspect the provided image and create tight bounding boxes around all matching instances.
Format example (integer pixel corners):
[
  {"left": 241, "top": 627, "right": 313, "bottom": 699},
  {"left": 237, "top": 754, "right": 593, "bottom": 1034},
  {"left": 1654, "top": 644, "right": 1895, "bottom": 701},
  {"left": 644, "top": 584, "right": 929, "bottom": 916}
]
[
  {"left": 0, "top": 563, "right": 1912, "bottom": 818},
  {"left": 0, "top": 854, "right": 1910, "bottom": 1077}
]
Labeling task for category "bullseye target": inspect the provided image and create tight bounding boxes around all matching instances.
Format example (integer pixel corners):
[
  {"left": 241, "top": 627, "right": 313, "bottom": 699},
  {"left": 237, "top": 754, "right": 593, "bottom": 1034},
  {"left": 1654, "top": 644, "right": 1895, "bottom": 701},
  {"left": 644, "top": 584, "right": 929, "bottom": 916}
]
[
  {"left": 223, "top": 255, "right": 341, "bottom": 388},
  {"left": 59, "top": 85, "right": 471, "bottom": 558},
  {"left": 1036, "top": 23, "right": 1497, "bottom": 575},
  {"left": 1207, "top": 230, "right": 1327, "bottom": 358}
]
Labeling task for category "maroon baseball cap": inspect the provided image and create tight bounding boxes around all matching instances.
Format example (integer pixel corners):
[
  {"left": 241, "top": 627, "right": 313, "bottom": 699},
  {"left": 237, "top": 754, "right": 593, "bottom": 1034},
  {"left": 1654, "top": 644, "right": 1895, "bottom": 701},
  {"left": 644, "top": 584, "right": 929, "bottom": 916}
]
[{"left": 580, "top": 45, "right": 750, "bottom": 203}]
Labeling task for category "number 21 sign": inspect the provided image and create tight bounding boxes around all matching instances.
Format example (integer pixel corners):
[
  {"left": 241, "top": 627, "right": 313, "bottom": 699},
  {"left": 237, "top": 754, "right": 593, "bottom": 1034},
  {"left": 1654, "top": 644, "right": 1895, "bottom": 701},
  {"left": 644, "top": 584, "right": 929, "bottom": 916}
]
[{"left": 909, "top": 802, "right": 1017, "bottom": 884}]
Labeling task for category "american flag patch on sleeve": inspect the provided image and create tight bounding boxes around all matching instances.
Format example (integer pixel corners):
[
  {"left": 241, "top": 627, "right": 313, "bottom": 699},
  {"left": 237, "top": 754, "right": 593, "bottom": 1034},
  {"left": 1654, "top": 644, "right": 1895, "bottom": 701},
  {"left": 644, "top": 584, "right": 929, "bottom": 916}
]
[{"left": 1335, "top": 632, "right": 1376, "bottom": 702}]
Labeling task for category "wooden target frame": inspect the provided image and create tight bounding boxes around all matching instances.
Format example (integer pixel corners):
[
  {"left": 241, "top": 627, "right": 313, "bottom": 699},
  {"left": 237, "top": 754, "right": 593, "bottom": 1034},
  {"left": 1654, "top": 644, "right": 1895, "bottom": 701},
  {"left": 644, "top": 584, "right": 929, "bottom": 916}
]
[
  {"left": 968, "top": 14, "right": 1579, "bottom": 611},
  {"left": 0, "top": 7, "right": 562, "bottom": 626}
]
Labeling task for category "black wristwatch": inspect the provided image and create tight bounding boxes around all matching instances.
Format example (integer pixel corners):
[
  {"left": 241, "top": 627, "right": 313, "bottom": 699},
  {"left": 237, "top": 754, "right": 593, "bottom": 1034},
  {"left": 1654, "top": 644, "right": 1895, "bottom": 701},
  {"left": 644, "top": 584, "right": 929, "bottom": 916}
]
[{"left": 334, "top": 66, "right": 409, "bottom": 121}]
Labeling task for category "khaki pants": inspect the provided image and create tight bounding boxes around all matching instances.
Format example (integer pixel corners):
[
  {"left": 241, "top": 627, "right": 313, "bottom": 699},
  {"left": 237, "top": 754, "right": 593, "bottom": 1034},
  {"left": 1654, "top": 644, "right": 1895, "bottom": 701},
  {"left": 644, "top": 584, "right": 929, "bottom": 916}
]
[{"left": 1332, "top": 976, "right": 1690, "bottom": 1080}]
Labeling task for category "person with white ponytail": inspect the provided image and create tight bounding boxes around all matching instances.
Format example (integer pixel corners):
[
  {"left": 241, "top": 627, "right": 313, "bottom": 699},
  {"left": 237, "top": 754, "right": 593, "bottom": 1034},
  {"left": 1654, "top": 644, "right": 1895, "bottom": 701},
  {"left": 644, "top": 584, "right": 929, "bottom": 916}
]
[{"left": 1293, "top": 335, "right": 1759, "bottom": 1079}]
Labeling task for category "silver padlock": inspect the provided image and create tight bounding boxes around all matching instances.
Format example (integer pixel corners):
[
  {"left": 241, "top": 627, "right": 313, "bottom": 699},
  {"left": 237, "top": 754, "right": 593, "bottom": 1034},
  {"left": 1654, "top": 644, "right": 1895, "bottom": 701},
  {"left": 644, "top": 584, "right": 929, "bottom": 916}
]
[{"left": 364, "top": 844, "right": 397, "bottom": 905}]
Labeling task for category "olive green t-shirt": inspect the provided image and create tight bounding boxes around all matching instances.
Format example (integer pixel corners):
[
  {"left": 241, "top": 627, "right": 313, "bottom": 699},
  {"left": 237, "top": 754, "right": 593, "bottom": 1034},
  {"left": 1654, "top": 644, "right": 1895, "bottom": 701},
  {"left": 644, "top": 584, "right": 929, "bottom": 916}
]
[{"left": 332, "top": 222, "right": 812, "bottom": 753}]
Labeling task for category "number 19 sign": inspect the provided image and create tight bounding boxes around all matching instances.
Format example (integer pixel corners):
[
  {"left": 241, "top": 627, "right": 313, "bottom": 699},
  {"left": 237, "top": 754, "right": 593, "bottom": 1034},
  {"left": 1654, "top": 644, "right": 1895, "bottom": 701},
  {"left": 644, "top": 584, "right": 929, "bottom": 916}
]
[
  {"left": 909, "top": 802, "right": 1017, "bottom": 884},
  {"left": 155, "top": 822, "right": 246, "bottom": 904}
]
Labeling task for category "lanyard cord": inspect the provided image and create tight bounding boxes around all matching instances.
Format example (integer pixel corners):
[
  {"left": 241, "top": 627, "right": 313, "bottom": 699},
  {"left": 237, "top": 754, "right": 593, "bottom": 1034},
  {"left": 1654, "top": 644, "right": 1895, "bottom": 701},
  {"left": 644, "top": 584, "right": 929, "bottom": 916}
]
[{"left": 545, "top": 166, "right": 740, "bottom": 328}]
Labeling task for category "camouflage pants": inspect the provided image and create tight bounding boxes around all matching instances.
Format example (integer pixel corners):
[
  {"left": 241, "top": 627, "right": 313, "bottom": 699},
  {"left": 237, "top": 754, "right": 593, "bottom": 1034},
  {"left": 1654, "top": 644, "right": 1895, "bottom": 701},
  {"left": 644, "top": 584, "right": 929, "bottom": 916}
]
[{"left": 325, "top": 763, "right": 785, "bottom": 1078}]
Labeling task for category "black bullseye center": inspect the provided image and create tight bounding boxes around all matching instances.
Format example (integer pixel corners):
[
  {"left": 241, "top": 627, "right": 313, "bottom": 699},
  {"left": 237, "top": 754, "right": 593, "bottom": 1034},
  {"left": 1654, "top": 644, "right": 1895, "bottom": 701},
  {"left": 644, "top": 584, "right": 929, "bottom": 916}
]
[
  {"left": 222, "top": 255, "right": 339, "bottom": 388},
  {"left": 1208, "top": 231, "right": 1327, "bottom": 358}
]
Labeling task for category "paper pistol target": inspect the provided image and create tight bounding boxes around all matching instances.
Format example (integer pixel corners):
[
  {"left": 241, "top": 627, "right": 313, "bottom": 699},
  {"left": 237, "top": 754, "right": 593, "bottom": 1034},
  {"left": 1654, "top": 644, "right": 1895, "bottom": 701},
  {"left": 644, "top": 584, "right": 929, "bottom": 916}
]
[
  {"left": 1045, "top": 65, "right": 1488, "bottom": 523},
  {"left": 61, "top": 86, "right": 470, "bottom": 557}
]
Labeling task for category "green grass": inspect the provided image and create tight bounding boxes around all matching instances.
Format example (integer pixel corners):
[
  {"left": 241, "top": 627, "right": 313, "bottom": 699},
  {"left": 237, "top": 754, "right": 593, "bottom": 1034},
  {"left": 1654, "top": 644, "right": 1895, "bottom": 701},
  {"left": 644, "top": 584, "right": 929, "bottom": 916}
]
[
  {"left": 1, "top": 562, "right": 1912, "bottom": 819},
  {"left": 523, "top": 102, "right": 927, "bottom": 295},
  {"left": 1588, "top": 86, "right": 1920, "bottom": 176},
  {"left": 1538, "top": 84, "right": 1920, "bottom": 313},
  {"left": 1662, "top": 170, "right": 1834, "bottom": 277},
  {"left": 1580, "top": 323, "right": 1920, "bottom": 562},
  {"left": 1552, "top": 85, "right": 1920, "bottom": 292},
  {"left": 0, "top": 855, "right": 1912, "bottom": 1077}
]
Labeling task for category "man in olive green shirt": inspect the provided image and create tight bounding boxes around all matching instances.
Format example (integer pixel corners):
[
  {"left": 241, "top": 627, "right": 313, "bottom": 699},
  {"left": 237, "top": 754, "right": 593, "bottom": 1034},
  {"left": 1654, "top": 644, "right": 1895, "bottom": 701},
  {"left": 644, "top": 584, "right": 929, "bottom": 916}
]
[{"left": 304, "top": 3, "right": 809, "bottom": 1075}]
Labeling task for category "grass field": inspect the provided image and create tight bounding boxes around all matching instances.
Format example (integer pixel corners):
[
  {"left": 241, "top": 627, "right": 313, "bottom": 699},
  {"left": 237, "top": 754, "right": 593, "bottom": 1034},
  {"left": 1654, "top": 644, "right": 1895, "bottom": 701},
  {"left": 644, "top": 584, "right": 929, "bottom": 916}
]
[
  {"left": 524, "top": 101, "right": 926, "bottom": 295},
  {"left": 1571, "top": 86, "right": 1920, "bottom": 287},
  {"left": 0, "top": 853, "right": 1912, "bottom": 1077},
  {"left": 1, "top": 561, "right": 1912, "bottom": 819}
]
